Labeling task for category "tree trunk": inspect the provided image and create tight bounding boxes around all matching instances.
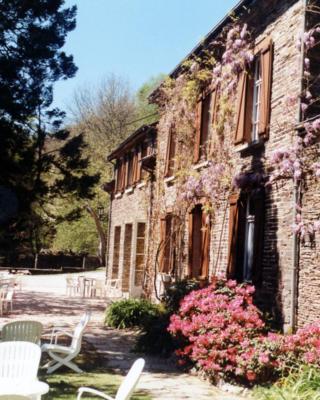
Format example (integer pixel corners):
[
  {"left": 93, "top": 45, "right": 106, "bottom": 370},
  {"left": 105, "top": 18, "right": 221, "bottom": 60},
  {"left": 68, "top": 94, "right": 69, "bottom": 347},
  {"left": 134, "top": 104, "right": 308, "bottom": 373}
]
[{"left": 85, "top": 205, "right": 106, "bottom": 267}]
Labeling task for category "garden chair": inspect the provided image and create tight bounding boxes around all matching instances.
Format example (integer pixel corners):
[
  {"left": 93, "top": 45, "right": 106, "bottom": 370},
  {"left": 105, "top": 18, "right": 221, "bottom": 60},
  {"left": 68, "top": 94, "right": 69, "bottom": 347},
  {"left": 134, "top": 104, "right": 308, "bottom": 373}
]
[
  {"left": 77, "top": 358, "right": 145, "bottom": 400},
  {"left": 41, "top": 311, "right": 91, "bottom": 374},
  {"left": 1, "top": 321, "right": 43, "bottom": 344},
  {"left": 66, "top": 275, "right": 79, "bottom": 297},
  {"left": 89, "top": 279, "right": 106, "bottom": 298},
  {"left": 0, "top": 288, "right": 7, "bottom": 316},
  {"left": 0, "top": 341, "right": 49, "bottom": 399},
  {"left": 3, "top": 288, "right": 14, "bottom": 314},
  {"left": 105, "top": 279, "right": 121, "bottom": 298}
]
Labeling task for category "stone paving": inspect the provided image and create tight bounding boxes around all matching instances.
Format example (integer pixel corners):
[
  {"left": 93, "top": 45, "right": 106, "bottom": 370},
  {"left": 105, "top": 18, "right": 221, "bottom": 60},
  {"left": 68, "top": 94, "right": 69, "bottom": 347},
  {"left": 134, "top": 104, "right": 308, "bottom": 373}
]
[{"left": 0, "top": 271, "right": 250, "bottom": 400}]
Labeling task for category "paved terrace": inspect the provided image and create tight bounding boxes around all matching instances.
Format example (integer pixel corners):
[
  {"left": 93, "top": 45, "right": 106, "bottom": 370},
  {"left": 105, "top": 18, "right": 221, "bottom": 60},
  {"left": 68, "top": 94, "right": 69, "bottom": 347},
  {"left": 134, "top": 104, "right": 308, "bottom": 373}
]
[{"left": 0, "top": 271, "right": 250, "bottom": 400}]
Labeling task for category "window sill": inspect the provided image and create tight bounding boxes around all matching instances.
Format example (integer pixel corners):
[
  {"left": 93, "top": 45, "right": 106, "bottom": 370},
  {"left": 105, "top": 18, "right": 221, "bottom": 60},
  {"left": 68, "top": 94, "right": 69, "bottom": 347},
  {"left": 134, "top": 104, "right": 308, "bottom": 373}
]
[
  {"left": 114, "top": 192, "right": 123, "bottom": 199},
  {"left": 234, "top": 139, "right": 265, "bottom": 155},
  {"left": 193, "top": 160, "right": 209, "bottom": 170},
  {"left": 164, "top": 175, "right": 175, "bottom": 185},
  {"left": 125, "top": 187, "right": 134, "bottom": 194},
  {"left": 137, "top": 181, "right": 146, "bottom": 189}
]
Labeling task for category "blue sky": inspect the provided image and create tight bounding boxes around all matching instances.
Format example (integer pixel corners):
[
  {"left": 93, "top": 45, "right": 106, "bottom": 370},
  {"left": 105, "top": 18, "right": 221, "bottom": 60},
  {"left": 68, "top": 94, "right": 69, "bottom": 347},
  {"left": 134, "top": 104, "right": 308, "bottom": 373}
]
[{"left": 54, "top": 0, "right": 238, "bottom": 114}]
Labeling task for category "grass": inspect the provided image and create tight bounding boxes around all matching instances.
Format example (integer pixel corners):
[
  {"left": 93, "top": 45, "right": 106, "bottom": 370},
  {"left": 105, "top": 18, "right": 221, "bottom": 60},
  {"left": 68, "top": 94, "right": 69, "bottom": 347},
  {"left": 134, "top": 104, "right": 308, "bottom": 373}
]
[
  {"left": 42, "top": 370, "right": 152, "bottom": 400},
  {"left": 254, "top": 366, "right": 320, "bottom": 400}
]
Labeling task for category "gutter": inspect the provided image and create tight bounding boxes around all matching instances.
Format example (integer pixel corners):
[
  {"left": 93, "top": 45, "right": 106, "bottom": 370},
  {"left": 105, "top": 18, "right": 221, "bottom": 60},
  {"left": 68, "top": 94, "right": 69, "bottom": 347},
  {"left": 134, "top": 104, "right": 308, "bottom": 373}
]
[
  {"left": 289, "top": 0, "right": 307, "bottom": 332},
  {"left": 105, "top": 160, "right": 116, "bottom": 280}
]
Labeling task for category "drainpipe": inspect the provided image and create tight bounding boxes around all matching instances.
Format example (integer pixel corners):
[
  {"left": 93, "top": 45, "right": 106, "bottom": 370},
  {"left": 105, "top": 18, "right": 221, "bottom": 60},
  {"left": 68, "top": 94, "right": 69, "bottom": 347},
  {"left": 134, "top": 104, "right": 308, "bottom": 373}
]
[
  {"left": 105, "top": 161, "right": 116, "bottom": 280},
  {"left": 289, "top": 0, "right": 307, "bottom": 332}
]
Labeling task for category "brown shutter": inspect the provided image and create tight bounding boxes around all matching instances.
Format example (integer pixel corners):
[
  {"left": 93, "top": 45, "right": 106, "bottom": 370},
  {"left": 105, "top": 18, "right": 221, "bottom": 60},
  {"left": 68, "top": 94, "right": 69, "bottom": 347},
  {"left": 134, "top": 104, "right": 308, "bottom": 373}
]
[
  {"left": 227, "top": 193, "right": 240, "bottom": 278},
  {"left": 194, "top": 100, "right": 202, "bottom": 163},
  {"left": 132, "top": 151, "right": 138, "bottom": 184},
  {"left": 235, "top": 72, "right": 253, "bottom": 145},
  {"left": 252, "top": 190, "right": 265, "bottom": 286},
  {"left": 159, "top": 217, "right": 166, "bottom": 273},
  {"left": 136, "top": 146, "right": 142, "bottom": 182},
  {"left": 165, "top": 127, "right": 176, "bottom": 177},
  {"left": 259, "top": 39, "right": 273, "bottom": 139},
  {"left": 200, "top": 211, "right": 210, "bottom": 279}
]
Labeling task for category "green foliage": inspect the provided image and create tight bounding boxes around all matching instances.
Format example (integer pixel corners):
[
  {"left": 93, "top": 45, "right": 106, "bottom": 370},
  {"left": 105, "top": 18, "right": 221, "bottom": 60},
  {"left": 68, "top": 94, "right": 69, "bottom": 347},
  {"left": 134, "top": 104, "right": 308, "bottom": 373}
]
[
  {"left": 254, "top": 366, "right": 320, "bottom": 400},
  {"left": 162, "top": 279, "right": 201, "bottom": 314},
  {"left": 52, "top": 212, "right": 98, "bottom": 254},
  {"left": 105, "top": 299, "right": 161, "bottom": 329},
  {"left": 134, "top": 279, "right": 201, "bottom": 357}
]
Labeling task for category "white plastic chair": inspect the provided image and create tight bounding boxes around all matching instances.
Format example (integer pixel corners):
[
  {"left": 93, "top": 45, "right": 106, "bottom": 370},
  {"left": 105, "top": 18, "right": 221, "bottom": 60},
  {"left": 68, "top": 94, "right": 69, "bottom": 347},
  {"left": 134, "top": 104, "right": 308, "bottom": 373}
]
[
  {"left": 41, "top": 311, "right": 91, "bottom": 374},
  {"left": 2, "top": 321, "right": 43, "bottom": 344},
  {"left": 89, "top": 279, "right": 106, "bottom": 298},
  {"left": 0, "top": 341, "right": 48, "bottom": 399},
  {"left": 105, "top": 279, "right": 121, "bottom": 298},
  {"left": 0, "top": 289, "right": 7, "bottom": 316},
  {"left": 77, "top": 358, "right": 145, "bottom": 400},
  {"left": 66, "top": 275, "right": 79, "bottom": 297}
]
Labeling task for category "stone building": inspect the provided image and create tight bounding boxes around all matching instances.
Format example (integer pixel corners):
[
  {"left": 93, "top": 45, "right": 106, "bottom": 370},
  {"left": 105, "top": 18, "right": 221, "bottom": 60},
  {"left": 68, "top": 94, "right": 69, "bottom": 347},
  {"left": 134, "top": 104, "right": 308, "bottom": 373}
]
[
  {"left": 106, "top": 0, "right": 320, "bottom": 331},
  {"left": 105, "top": 124, "right": 157, "bottom": 298}
]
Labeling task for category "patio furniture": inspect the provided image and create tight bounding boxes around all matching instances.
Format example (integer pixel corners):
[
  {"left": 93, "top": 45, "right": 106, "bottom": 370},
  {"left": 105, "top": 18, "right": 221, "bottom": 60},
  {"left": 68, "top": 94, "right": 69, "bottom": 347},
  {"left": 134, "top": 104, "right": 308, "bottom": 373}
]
[
  {"left": 77, "top": 358, "right": 145, "bottom": 400},
  {"left": 1, "top": 321, "right": 43, "bottom": 344},
  {"left": 0, "top": 341, "right": 49, "bottom": 400},
  {"left": 41, "top": 311, "right": 91, "bottom": 374},
  {"left": 89, "top": 279, "right": 106, "bottom": 298},
  {"left": 66, "top": 275, "right": 79, "bottom": 297},
  {"left": 105, "top": 279, "right": 121, "bottom": 298},
  {"left": 0, "top": 289, "right": 7, "bottom": 316},
  {"left": 3, "top": 288, "right": 14, "bottom": 313}
]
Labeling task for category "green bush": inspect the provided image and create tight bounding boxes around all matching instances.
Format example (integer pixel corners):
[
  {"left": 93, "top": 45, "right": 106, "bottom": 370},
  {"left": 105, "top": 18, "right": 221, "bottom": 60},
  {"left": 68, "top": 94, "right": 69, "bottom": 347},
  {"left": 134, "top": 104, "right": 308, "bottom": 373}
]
[
  {"left": 135, "top": 279, "right": 201, "bottom": 357},
  {"left": 254, "top": 366, "right": 320, "bottom": 400},
  {"left": 105, "top": 299, "right": 160, "bottom": 329}
]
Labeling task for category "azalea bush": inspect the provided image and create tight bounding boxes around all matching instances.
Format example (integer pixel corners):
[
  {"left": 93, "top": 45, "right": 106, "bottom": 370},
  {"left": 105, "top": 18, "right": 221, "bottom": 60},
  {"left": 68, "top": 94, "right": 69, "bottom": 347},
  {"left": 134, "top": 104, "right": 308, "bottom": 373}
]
[
  {"left": 168, "top": 278, "right": 320, "bottom": 385},
  {"left": 168, "top": 277, "right": 266, "bottom": 383}
]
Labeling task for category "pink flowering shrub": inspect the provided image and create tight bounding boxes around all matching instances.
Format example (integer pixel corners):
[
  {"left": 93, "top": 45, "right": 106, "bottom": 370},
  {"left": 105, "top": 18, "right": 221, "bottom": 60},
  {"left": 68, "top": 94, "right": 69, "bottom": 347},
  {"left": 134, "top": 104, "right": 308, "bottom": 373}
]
[
  {"left": 168, "top": 277, "right": 266, "bottom": 383},
  {"left": 168, "top": 278, "right": 320, "bottom": 385}
]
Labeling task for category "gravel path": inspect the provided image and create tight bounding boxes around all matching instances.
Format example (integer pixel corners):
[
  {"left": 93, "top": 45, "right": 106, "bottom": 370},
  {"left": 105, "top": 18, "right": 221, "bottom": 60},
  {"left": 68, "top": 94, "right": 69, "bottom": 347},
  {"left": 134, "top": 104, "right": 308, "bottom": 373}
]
[{"left": 0, "top": 271, "right": 250, "bottom": 400}]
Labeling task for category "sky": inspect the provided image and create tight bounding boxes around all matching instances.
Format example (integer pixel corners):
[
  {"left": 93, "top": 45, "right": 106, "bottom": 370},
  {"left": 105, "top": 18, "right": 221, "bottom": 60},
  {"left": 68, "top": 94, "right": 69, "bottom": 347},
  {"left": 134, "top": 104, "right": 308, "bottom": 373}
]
[{"left": 53, "top": 0, "right": 238, "bottom": 115}]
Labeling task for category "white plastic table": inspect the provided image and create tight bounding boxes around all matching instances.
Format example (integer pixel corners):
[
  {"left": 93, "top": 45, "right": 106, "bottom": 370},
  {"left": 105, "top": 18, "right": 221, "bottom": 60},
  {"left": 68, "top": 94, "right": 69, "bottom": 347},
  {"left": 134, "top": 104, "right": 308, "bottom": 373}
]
[{"left": 0, "top": 379, "right": 49, "bottom": 400}]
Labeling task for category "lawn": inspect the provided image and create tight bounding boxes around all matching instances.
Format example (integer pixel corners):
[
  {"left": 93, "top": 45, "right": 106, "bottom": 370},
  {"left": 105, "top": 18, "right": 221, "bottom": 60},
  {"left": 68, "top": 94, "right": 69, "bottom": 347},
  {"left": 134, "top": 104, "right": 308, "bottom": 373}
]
[{"left": 42, "top": 370, "right": 152, "bottom": 400}]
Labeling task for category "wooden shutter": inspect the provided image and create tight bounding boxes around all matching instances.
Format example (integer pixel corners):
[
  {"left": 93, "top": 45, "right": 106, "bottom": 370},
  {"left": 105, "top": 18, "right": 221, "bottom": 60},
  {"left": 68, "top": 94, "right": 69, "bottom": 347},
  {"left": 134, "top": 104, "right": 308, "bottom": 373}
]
[
  {"left": 251, "top": 189, "right": 265, "bottom": 285},
  {"left": 194, "top": 100, "right": 202, "bottom": 163},
  {"left": 258, "top": 39, "right": 273, "bottom": 139},
  {"left": 159, "top": 217, "right": 166, "bottom": 273},
  {"left": 227, "top": 193, "right": 240, "bottom": 278},
  {"left": 136, "top": 146, "right": 142, "bottom": 182},
  {"left": 132, "top": 150, "right": 138, "bottom": 184},
  {"left": 234, "top": 71, "right": 253, "bottom": 145},
  {"left": 164, "top": 128, "right": 176, "bottom": 177},
  {"left": 200, "top": 211, "right": 210, "bottom": 279}
]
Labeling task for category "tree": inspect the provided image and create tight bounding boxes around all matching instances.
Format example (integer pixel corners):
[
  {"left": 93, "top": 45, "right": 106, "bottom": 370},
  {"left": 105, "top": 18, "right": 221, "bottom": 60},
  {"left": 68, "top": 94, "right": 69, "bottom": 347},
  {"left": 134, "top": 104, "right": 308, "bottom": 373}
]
[{"left": 0, "top": 1, "right": 99, "bottom": 256}]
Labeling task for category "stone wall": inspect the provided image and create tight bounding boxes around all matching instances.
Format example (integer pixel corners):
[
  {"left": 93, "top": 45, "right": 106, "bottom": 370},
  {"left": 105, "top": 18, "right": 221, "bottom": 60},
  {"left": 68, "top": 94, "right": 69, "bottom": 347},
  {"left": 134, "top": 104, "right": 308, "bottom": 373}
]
[
  {"left": 145, "top": 0, "right": 306, "bottom": 329},
  {"left": 107, "top": 181, "right": 152, "bottom": 298}
]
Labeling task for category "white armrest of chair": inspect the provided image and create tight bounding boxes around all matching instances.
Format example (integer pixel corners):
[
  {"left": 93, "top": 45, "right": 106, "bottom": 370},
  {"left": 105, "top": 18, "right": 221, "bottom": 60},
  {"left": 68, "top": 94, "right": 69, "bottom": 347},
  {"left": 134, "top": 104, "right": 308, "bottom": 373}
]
[
  {"left": 77, "top": 387, "right": 114, "bottom": 400},
  {"left": 50, "top": 328, "right": 73, "bottom": 344}
]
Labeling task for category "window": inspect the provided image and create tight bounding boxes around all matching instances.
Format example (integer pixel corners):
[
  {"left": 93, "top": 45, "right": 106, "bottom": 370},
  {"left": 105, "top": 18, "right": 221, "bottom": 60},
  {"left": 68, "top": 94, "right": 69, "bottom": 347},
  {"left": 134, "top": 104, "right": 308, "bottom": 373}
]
[
  {"left": 235, "top": 37, "right": 273, "bottom": 145},
  {"left": 188, "top": 205, "right": 210, "bottom": 279},
  {"left": 122, "top": 224, "right": 133, "bottom": 291},
  {"left": 134, "top": 222, "right": 146, "bottom": 286},
  {"left": 164, "top": 128, "right": 176, "bottom": 177},
  {"left": 112, "top": 226, "right": 121, "bottom": 279},
  {"left": 252, "top": 58, "right": 262, "bottom": 142},
  {"left": 159, "top": 214, "right": 176, "bottom": 274},
  {"left": 227, "top": 190, "right": 265, "bottom": 284},
  {"left": 194, "top": 88, "right": 218, "bottom": 163}
]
